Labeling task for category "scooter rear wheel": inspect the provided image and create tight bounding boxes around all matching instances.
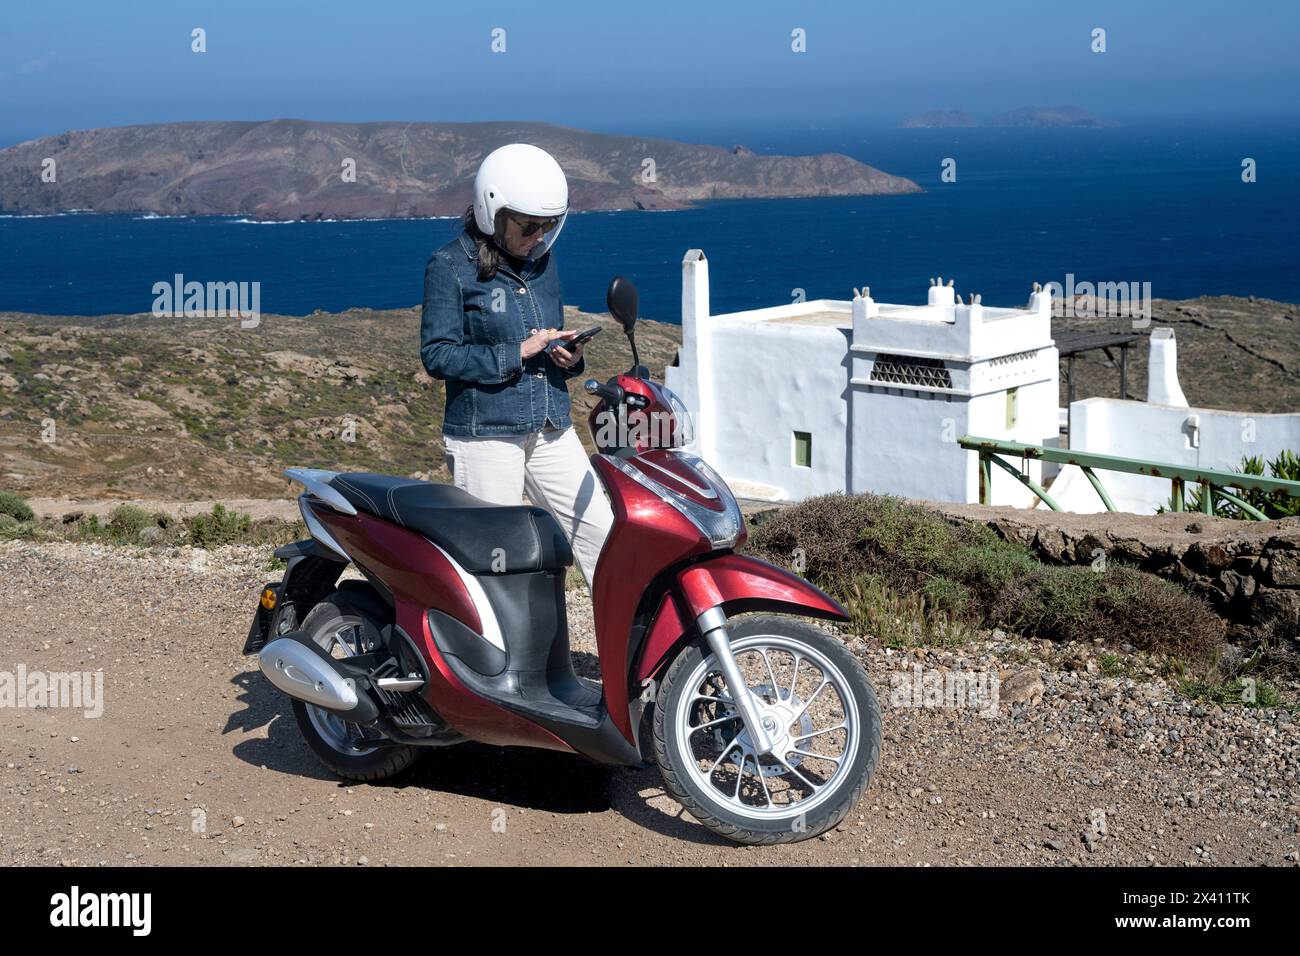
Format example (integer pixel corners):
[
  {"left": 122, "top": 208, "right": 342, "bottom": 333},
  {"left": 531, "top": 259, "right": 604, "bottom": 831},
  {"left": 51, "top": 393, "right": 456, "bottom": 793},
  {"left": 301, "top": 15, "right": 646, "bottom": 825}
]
[
  {"left": 289, "top": 593, "right": 422, "bottom": 782},
  {"left": 653, "top": 614, "right": 881, "bottom": 845}
]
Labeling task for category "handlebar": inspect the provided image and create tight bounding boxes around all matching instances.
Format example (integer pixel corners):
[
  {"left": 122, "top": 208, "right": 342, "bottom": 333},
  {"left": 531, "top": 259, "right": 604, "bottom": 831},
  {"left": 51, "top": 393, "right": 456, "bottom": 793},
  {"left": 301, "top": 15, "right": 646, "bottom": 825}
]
[{"left": 584, "top": 379, "right": 625, "bottom": 404}]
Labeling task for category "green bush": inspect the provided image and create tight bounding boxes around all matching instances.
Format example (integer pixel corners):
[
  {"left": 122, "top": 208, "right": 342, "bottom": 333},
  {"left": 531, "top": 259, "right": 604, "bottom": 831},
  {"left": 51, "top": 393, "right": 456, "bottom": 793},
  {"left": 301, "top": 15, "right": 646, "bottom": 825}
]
[
  {"left": 69, "top": 505, "right": 176, "bottom": 546},
  {"left": 0, "top": 490, "right": 34, "bottom": 522},
  {"left": 22, "top": 502, "right": 301, "bottom": 549},
  {"left": 107, "top": 505, "right": 154, "bottom": 541},
  {"left": 184, "top": 503, "right": 251, "bottom": 548},
  {"left": 842, "top": 573, "right": 974, "bottom": 649},
  {"left": 1234, "top": 450, "right": 1300, "bottom": 519},
  {"left": 1163, "top": 450, "right": 1300, "bottom": 518},
  {"left": 746, "top": 492, "right": 1222, "bottom": 662}
]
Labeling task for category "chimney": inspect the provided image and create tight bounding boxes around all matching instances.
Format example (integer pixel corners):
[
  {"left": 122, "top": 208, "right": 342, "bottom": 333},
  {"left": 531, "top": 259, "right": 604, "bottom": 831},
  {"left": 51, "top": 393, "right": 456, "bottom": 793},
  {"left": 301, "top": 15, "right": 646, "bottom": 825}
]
[
  {"left": 681, "top": 249, "right": 713, "bottom": 456},
  {"left": 1146, "top": 327, "right": 1189, "bottom": 407},
  {"left": 928, "top": 276, "right": 956, "bottom": 307}
]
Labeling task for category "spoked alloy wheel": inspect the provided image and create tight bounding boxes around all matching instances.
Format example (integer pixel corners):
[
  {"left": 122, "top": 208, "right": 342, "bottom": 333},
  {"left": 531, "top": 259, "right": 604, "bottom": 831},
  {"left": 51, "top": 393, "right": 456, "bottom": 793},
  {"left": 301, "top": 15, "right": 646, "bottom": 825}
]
[
  {"left": 303, "top": 618, "right": 383, "bottom": 757},
  {"left": 654, "top": 614, "right": 881, "bottom": 845},
  {"left": 288, "top": 595, "right": 422, "bottom": 782}
]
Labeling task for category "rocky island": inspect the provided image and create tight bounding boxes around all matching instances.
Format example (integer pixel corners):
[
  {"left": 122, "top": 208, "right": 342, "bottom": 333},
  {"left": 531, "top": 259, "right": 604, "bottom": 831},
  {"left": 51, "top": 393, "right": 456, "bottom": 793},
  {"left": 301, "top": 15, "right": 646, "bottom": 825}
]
[
  {"left": 901, "top": 105, "right": 1111, "bottom": 128},
  {"left": 0, "top": 119, "right": 921, "bottom": 220}
]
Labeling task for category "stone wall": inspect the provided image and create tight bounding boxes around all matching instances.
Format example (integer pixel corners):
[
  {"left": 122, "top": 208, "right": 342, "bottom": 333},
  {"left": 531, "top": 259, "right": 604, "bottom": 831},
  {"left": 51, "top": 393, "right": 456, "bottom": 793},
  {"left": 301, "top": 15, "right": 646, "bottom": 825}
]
[{"left": 924, "top": 503, "right": 1300, "bottom": 648}]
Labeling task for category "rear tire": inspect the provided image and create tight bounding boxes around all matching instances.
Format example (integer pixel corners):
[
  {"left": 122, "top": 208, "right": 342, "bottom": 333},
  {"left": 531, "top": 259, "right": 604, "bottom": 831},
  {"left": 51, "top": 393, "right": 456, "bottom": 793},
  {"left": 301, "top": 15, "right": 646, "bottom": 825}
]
[
  {"left": 653, "top": 614, "right": 881, "bottom": 845},
  {"left": 289, "top": 592, "right": 422, "bottom": 782}
]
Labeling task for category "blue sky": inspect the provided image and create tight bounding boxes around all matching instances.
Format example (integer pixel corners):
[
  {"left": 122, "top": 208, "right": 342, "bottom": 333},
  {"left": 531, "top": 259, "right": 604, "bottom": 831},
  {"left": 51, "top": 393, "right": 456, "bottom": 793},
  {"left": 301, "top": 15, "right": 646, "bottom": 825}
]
[{"left": 2, "top": 0, "right": 1297, "bottom": 146}]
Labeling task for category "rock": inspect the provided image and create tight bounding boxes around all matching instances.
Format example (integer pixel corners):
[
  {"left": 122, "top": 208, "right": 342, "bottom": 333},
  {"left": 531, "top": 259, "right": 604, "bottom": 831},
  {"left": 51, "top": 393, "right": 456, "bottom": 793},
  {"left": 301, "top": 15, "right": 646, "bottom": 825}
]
[
  {"left": 1000, "top": 669, "right": 1045, "bottom": 707},
  {"left": 1033, "top": 528, "right": 1068, "bottom": 563},
  {"left": 1252, "top": 589, "right": 1300, "bottom": 641},
  {"left": 1265, "top": 549, "right": 1300, "bottom": 587},
  {"left": 265, "top": 350, "right": 329, "bottom": 377},
  {"left": 1188, "top": 542, "right": 1232, "bottom": 573},
  {"left": 1216, "top": 569, "right": 1236, "bottom": 597}
]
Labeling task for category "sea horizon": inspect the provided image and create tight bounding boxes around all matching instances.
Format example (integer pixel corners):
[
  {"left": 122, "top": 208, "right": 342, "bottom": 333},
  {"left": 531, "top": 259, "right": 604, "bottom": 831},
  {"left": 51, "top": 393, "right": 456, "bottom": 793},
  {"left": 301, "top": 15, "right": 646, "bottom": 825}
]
[{"left": 3, "top": 121, "right": 1297, "bottom": 320}]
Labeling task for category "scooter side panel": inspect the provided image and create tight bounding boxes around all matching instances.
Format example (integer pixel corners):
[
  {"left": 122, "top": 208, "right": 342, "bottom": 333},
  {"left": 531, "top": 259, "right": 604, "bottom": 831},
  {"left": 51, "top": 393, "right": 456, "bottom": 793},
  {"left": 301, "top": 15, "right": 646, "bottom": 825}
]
[
  {"left": 314, "top": 506, "right": 577, "bottom": 753},
  {"left": 590, "top": 456, "right": 711, "bottom": 743},
  {"left": 314, "top": 506, "right": 481, "bottom": 629}
]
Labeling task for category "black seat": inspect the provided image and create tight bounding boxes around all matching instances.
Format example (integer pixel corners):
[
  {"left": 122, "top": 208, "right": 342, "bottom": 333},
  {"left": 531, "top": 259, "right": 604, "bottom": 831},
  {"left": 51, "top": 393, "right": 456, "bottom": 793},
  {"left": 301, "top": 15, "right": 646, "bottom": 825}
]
[{"left": 328, "top": 473, "right": 572, "bottom": 573}]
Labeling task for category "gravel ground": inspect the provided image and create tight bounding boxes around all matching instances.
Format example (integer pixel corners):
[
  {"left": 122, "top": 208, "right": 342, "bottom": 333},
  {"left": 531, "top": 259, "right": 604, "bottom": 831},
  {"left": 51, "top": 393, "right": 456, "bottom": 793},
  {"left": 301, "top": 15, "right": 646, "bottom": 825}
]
[{"left": 1, "top": 538, "right": 1297, "bottom": 866}]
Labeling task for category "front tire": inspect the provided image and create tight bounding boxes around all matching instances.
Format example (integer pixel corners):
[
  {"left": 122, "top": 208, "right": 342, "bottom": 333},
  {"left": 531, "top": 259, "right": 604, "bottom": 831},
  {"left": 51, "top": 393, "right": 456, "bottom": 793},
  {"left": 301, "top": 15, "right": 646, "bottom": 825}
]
[
  {"left": 289, "top": 593, "right": 422, "bottom": 782},
  {"left": 653, "top": 614, "right": 881, "bottom": 845}
]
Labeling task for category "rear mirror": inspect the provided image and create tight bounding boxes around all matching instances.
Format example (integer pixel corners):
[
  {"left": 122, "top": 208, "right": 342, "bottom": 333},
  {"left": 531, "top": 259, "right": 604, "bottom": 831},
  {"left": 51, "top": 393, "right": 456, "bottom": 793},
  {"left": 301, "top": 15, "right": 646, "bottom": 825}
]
[{"left": 606, "top": 276, "right": 639, "bottom": 333}]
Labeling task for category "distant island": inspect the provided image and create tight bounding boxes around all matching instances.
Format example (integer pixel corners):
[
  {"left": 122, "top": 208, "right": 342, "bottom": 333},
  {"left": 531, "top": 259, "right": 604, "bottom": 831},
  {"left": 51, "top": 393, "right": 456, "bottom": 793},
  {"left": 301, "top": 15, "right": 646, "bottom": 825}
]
[
  {"left": 0, "top": 119, "right": 921, "bottom": 220},
  {"left": 900, "top": 105, "right": 1112, "bottom": 128}
]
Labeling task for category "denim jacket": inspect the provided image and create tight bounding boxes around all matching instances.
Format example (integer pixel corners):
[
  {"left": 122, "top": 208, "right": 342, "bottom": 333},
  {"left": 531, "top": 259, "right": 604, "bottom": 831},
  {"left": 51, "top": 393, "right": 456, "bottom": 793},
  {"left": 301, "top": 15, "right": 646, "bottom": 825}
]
[{"left": 420, "top": 227, "right": 586, "bottom": 437}]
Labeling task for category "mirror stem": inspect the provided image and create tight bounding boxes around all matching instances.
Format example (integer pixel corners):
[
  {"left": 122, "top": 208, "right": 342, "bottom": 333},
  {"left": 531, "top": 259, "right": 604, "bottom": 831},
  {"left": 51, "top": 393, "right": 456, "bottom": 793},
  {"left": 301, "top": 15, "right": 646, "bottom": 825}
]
[{"left": 627, "top": 331, "right": 642, "bottom": 378}]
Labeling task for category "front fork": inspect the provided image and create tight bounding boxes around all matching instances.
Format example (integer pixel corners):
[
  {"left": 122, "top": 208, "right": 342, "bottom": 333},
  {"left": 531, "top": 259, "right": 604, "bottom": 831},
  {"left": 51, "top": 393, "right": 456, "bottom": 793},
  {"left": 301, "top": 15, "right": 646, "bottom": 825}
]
[{"left": 695, "top": 607, "right": 777, "bottom": 756}]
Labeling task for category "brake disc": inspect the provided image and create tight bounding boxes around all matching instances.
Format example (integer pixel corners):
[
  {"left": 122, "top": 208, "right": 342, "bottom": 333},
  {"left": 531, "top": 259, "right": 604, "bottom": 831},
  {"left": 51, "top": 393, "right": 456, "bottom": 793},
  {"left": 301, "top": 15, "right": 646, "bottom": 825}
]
[{"left": 708, "top": 683, "right": 814, "bottom": 777}]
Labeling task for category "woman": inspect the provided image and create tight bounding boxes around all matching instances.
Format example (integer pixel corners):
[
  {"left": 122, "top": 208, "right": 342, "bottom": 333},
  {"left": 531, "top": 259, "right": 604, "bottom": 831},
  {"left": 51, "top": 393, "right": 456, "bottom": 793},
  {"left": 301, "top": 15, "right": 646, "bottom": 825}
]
[{"left": 420, "top": 143, "right": 614, "bottom": 590}]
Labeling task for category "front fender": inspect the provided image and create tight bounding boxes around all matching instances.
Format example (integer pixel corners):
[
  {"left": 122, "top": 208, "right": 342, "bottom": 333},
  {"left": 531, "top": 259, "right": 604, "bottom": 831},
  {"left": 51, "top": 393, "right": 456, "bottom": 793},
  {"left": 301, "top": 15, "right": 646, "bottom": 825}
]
[{"left": 633, "top": 553, "right": 849, "bottom": 685}]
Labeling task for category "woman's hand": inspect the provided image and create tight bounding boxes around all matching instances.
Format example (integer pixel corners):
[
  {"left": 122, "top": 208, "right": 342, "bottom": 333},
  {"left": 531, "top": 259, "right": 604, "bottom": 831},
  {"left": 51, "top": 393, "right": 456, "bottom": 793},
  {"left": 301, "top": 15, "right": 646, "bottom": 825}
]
[
  {"left": 520, "top": 327, "right": 569, "bottom": 362},
  {"left": 547, "top": 333, "right": 583, "bottom": 369}
]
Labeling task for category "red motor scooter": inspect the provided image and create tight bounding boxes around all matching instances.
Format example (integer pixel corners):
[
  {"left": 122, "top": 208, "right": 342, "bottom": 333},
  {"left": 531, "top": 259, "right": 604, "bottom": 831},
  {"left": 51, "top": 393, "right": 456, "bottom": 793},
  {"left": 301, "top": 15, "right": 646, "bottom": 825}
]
[{"left": 244, "top": 277, "right": 881, "bottom": 844}]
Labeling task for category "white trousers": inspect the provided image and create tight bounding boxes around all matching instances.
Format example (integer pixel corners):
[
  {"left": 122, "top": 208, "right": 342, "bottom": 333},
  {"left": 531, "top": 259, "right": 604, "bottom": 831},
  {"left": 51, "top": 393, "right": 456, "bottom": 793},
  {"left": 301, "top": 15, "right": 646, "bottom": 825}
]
[{"left": 443, "top": 425, "right": 614, "bottom": 591}]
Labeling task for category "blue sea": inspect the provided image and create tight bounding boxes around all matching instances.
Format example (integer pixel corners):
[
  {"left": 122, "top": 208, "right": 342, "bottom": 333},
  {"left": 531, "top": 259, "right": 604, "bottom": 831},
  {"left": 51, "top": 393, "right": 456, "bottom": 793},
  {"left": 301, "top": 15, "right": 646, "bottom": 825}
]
[{"left": 2, "top": 122, "right": 1297, "bottom": 321}]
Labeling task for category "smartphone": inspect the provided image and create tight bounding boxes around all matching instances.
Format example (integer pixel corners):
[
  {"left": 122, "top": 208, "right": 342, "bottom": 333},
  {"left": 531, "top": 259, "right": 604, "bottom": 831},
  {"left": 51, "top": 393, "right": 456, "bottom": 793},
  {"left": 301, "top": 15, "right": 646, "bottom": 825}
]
[{"left": 546, "top": 325, "right": 602, "bottom": 353}]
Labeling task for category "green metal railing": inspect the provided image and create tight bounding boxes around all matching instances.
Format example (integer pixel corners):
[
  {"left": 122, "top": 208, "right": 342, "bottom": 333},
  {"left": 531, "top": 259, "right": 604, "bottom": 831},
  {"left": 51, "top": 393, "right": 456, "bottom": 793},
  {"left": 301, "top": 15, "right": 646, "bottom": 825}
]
[{"left": 959, "top": 435, "right": 1300, "bottom": 520}]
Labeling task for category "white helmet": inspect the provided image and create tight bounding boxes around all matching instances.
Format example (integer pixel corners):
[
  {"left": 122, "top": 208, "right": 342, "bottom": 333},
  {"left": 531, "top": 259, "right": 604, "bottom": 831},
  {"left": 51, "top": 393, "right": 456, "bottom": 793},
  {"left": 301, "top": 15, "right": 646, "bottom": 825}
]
[{"left": 473, "top": 143, "right": 569, "bottom": 259}]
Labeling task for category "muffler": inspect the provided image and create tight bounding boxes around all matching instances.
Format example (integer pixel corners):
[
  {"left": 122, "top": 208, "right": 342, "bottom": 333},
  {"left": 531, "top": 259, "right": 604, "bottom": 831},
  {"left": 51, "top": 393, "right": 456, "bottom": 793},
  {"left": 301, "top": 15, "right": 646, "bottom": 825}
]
[{"left": 259, "top": 633, "right": 380, "bottom": 724}]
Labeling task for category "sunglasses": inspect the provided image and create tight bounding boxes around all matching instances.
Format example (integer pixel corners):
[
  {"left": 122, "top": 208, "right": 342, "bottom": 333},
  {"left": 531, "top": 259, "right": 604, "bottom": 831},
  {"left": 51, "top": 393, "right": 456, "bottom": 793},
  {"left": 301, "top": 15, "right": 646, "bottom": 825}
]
[{"left": 507, "top": 213, "right": 561, "bottom": 237}]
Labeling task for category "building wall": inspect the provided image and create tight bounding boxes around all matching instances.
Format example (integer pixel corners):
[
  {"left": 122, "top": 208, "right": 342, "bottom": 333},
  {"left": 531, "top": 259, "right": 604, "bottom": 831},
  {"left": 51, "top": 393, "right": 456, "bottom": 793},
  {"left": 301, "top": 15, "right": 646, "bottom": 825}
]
[
  {"left": 1056, "top": 397, "right": 1300, "bottom": 514},
  {"left": 694, "top": 321, "right": 851, "bottom": 501},
  {"left": 967, "top": 375, "right": 1058, "bottom": 506},
  {"left": 846, "top": 288, "right": 1058, "bottom": 507},
  {"left": 849, "top": 386, "right": 970, "bottom": 500}
]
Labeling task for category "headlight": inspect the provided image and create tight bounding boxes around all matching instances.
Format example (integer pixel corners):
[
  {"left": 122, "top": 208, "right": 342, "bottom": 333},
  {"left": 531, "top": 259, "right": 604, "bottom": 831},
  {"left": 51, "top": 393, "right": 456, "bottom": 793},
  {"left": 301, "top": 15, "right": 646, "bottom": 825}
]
[
  {"left": 659, "top": 385, "right": 695, "bottom": 448},
  {"left": 605, "top": 452, "right": 742, "bottom": 550}
]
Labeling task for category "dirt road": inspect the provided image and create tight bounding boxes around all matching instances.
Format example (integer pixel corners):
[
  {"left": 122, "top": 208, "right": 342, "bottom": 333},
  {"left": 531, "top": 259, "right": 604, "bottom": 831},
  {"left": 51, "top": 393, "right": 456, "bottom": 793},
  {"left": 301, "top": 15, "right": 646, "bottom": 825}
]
[{"left": 1, "top": 539, "right": 1296, "bottom": 866}]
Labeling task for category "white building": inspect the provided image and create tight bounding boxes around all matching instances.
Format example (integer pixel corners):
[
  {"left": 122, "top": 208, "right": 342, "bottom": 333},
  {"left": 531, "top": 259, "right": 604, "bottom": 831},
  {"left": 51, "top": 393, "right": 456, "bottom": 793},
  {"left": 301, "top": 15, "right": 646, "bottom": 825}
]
[
  {"left": 664, "top": 249, "right": 1058, "bottom": 507},
  {"left": 1053, "top": 329, "right": 1300, "bottom": 514},
  {"left": 665, "top": 250, "right": 1300, "bottom": 515}
]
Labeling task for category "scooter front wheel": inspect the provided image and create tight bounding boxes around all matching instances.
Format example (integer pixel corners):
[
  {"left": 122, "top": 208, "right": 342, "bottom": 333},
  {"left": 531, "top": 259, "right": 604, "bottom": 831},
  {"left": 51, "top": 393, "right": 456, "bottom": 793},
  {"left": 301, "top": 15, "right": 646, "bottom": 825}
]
[{"left": 652, "top": 614, "right": 881, "bottom": 845}]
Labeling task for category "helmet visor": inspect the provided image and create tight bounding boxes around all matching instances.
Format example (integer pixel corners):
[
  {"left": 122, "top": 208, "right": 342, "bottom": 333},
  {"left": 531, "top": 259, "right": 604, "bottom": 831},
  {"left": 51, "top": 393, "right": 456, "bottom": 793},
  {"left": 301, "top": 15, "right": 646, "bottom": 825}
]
[{"left": 495, "top": 208, "right": 568, "bottom": 260}]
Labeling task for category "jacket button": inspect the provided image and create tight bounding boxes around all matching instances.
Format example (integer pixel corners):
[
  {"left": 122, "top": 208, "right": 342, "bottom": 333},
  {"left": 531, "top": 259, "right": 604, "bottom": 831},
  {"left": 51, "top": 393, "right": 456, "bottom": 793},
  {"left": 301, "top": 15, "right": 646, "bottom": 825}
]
[
  {"left": 529, "top": 327, "right": 538, "bottom": 334},
  {"left": 518, "top": 287, "right": 526, "bottom": 294},
  {"left": 535, "top": 371, "right": 545, "bottom": 378}
]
